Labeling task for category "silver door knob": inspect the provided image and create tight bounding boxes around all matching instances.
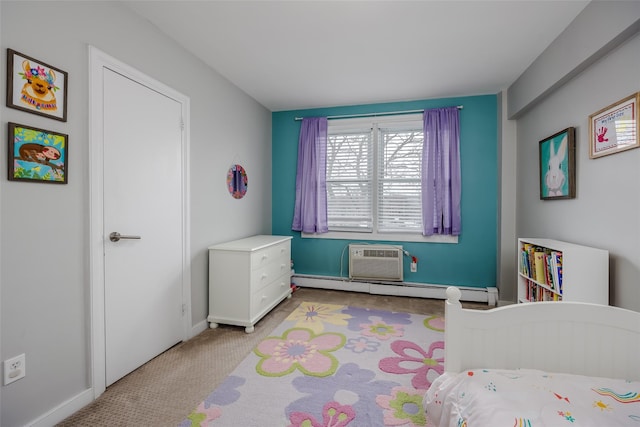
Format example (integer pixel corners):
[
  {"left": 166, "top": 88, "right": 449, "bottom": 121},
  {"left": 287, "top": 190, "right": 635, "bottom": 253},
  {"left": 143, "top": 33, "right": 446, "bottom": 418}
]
[{"left": 109, "top": 232, "right": 142, "bottom": 242}]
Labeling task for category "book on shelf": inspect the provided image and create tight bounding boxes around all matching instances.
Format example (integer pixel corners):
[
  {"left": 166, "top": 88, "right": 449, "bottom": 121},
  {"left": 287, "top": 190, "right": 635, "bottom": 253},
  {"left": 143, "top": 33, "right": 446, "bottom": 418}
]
[
  {"left": 556, "top": 252, "right": 563, "bottom": 294},
  {"left": 520, "top": 251, "right": 529, "bottom": 276},
  {"left": 544, "top": 248, "right": 554, "bottom": 289},
  {"left": 534, "top": 251, "right": 545, "bottom": 283},
  {"left": 550, "top": 252, "right": 557, "bottom": 290}
]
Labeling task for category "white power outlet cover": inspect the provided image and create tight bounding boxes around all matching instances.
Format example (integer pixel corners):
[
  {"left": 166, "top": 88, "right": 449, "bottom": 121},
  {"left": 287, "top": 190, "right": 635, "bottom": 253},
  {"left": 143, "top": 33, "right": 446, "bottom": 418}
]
[{"left": 4, "top": 353, "right": 26, "bottom": 385}]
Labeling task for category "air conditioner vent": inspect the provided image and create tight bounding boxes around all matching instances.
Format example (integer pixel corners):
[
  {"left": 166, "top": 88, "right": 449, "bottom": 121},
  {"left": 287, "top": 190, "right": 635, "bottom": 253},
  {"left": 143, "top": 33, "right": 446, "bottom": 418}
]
[
  {"left": 349, "top": 244, "right": 403, "bottom": 281},
  {"left": 363, "top": 249, "right": 399, "bottom": 258}
]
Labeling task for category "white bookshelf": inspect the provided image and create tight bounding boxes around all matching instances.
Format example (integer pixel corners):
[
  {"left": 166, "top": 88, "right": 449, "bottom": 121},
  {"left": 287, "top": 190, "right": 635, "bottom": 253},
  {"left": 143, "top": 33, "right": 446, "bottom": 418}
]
[{"left": 517, "top": 238, "right": 609, "bottom": 304}]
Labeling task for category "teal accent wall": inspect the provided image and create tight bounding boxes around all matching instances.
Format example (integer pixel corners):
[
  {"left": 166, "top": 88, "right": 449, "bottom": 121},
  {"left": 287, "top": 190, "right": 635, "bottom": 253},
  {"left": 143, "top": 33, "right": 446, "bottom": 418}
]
[{"left": 273, "top": 95, "right": 498, "bottom": 288}]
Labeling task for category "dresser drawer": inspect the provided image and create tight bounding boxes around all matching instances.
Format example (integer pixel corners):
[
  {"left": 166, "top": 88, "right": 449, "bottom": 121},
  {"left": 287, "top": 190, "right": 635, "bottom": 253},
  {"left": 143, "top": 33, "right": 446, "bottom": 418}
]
[
  {"left": 250, "top": 275, "right": 291, "bottom": 317},
  {"left": 250, "top": 259, "right": 290, "bottom": 291},
  {"left": 250, "top": 241, "right": 290, "bottom": 271}
]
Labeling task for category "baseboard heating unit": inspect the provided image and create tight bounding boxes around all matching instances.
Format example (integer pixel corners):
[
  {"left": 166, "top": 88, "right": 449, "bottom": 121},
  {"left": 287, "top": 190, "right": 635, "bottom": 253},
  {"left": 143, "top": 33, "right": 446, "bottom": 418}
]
[
  {"left": 292, "top": 274, "right": 499, "bottom": 306},
  {"left": 349, "top": 244, "right": 403, "bottom": 281}
]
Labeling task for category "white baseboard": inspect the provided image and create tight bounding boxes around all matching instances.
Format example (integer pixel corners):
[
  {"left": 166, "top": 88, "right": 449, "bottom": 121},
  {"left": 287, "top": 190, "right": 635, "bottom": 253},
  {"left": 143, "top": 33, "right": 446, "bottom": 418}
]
[
  {"left": 25, "top": 319, "right": 212, "bottom": 427},
  {"left": 191, "top": 319, "right": 209, "bottom": 337},
  {"left": 29, "top": 388, "right": 93, "bottom": 427},
  {"left": 26, "top": 320, "right": 208, "bottom": 427},
  {"left": 293, "top": 274, "right": 497, "bottom": 306}
]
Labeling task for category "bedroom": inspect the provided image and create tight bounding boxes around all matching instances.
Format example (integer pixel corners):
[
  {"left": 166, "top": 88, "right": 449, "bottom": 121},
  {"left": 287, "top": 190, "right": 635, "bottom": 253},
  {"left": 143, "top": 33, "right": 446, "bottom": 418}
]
[{"left": 1, "top": 1, "right": 639, "bottom": 426}]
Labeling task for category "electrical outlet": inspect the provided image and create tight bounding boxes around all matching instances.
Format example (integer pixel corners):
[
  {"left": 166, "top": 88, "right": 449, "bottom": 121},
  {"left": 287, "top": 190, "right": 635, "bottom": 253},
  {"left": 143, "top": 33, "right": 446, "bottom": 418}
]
[
  {"left": 4, "top": 353, "right": 26, "bottom": 385},
  {"left": 410, "top": 261, "right": 417, "bottom": 272}
]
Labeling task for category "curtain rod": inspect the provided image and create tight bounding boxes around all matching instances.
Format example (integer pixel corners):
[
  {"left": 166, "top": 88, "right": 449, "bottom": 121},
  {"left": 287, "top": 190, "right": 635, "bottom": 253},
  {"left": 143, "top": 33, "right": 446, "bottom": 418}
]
[{"left": 294, "top": 105, "right": 463, "bottom": 121}]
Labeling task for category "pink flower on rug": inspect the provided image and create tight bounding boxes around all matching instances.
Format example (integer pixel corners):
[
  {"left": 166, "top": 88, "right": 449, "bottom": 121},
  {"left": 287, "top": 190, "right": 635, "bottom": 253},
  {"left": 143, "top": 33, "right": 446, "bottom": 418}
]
[
  {"left": 360, "top": 320, "right": 404, "bottom": 340},
  {"left": 286, "top": 302, "right": 351, "bottom": 334},
  {"left": 184, "top": 401, "right": 222, "bottom": 427},
  {"left": 376, "top": 386, "right": 428, "bottom": 426},
  {"left": 379, "top": 340, "right": 445, "bottom": 389},
  {"left": 255, "top": 328, "right": 345, "bottom": 377},
  {"left": 423, "top": 316, "right": 445, "bottom": 332},
  {"left": 288, "top": 401, "right": 355, "bottom": 427}
]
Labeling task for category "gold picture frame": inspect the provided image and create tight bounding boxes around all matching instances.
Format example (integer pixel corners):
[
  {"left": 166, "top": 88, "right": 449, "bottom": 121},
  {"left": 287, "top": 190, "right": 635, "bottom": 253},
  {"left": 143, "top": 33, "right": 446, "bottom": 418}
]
[{"left": 589, "top": 92, "right": 639, "bottom": 159}]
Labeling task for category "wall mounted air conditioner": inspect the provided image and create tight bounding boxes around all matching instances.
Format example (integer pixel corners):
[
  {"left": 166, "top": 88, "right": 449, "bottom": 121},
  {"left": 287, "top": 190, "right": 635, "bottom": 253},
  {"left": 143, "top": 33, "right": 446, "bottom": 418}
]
[{"left": 349, "top": 244, "right": 403, "bottom": 281}]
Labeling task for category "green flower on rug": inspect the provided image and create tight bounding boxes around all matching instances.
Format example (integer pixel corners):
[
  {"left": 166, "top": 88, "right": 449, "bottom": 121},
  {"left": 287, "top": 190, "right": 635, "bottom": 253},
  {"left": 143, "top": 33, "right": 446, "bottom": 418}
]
[
  {"left": 361, "top": 320, "right": 404, "bottom": 340},
  {"left": 184, "top": 401, "right": 222, "bottom": 427},
  {"left": 286, "top": 302, "right": 352, "bottom": 334},
  {"left": 376, "top": 386, "right": 428, "bottom": 426},
  {"left": 255, "top": 327, "right": 345, "bottom": 377}
]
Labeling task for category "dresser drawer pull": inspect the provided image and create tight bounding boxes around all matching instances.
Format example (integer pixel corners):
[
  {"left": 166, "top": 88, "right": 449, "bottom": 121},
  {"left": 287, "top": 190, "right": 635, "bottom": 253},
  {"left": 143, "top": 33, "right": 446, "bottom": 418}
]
[{"left": 261, "top": 273, "right": 268, "bottom": 280}]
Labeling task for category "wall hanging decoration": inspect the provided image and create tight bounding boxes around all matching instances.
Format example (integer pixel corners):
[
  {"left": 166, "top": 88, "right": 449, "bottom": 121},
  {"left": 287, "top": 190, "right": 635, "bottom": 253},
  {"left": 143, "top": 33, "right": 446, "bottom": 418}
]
[
  {"left": 8, "top": 122, "right": 68, "bottom": 184},
  {"left": 227, "top": 164, "right": 248, "bottom": 199},
  {"left": 539, "top": 127, "right": 575, "bottom": 200},
  {"left": 6, "top": 48, "right": 68, "bottom": 122},
  {"left": 589, "top": 92, "right": 639, "bottom": 159}
]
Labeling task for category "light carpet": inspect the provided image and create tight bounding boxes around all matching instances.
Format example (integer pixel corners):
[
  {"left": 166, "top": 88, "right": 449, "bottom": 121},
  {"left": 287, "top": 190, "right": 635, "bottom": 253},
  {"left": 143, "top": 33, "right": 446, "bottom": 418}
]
[{"left": 179, "top": 301, "right": 444, "bottom": 427}]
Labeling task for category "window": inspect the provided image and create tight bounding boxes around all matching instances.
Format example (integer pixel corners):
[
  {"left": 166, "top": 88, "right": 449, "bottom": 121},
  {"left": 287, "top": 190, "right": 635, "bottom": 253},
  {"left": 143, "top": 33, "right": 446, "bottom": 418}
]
[
  {"left": 316, "top": 114, "right": 455, "bottom": 243},
  {"left": 377, "top": 127, "right": 423, "bottom": 233},
  {"left": 326, "top": 129, "right": 373, "bottom": 231}
]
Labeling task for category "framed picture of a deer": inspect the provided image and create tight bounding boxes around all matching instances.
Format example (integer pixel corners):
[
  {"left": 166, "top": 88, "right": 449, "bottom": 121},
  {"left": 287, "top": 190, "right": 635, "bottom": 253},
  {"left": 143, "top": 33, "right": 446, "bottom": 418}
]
[
  {"left": 539, "top": 127, "right": 576, "bottom": 200},
  {"left": 6, "top": 49, "right": 68, "bottom": 122}
]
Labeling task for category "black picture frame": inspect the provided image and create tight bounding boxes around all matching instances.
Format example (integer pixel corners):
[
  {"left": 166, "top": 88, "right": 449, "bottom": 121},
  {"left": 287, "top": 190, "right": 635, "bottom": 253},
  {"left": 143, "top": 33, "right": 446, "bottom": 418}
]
[
  {"left": 8, "top": 122, "right": 68, "bottom": 184},
  {"left": 539, "top": 127, "right": 575, "bottom": 200},
  {"left": 6, "top": 48, "right": 68, "bottom": 122}
]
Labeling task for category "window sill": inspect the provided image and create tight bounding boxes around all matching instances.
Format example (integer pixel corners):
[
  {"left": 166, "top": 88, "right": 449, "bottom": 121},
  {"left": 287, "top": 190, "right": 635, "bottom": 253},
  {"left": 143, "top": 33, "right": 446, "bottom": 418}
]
[{"left": 301, "top": 231, "right": 458, "bottom": 243}]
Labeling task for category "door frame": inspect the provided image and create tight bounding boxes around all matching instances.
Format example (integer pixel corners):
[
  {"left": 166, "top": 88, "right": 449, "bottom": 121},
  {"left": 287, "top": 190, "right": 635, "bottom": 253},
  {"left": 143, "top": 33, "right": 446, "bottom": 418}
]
[{"left": 88, "top": 46, "right": 191, "bottom": 398}]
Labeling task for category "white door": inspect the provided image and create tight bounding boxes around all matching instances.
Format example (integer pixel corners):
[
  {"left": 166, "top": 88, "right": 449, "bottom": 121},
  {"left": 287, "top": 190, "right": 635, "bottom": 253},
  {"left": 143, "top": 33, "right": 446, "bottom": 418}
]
[{"left": 103, "top": 68, "right": 184, "bottom": 386}]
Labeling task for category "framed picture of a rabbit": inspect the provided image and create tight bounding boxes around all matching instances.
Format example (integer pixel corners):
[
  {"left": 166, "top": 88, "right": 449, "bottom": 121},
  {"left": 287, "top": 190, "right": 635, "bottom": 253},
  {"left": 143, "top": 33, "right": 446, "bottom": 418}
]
[{"left": 539, "top": 127, "right": 575, "bottom": 200}]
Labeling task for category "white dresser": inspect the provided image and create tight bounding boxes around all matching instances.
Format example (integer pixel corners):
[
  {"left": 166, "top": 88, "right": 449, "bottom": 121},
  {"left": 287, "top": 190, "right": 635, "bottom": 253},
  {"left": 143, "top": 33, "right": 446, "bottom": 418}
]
[{"left": 207, "top": 235, "right": 292, "bottom": 333}]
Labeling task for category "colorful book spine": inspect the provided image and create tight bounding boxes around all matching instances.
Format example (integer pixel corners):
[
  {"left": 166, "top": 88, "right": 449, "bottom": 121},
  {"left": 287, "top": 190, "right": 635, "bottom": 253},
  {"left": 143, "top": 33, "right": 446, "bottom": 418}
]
[
  {"left": 556, "top": 253, "right": 563, "bottom": 294},
  {"left": 534, "top": 251, "right": 545, "bottom": 283}
]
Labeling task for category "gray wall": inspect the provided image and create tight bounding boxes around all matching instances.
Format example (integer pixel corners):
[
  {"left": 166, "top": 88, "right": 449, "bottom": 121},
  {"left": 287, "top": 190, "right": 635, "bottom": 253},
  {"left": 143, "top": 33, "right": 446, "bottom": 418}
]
[
  {"left": 497, "top": 92, "right": 518, "bottom": 302},
  {"left": 508, "top": 1, "right": 640, "bottom": 119},
  {"left": 0, "top": 2, "right": 272, "bottom": 426},
  {"left": 510, "top": 3, "right": 640, "bottom": 310}
]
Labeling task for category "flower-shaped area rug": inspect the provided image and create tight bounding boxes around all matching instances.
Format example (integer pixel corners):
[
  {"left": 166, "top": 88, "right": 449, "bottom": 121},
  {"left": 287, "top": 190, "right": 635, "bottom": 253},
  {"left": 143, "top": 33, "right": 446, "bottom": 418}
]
[{"left": 180, "top": 302, "right": 444, "bottom": 427}]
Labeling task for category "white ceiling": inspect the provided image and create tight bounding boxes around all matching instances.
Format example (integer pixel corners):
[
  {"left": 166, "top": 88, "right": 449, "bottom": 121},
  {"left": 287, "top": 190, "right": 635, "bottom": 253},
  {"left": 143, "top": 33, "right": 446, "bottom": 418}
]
[{"left": 125, "top": 0, "right": 589, "bottom": 112}]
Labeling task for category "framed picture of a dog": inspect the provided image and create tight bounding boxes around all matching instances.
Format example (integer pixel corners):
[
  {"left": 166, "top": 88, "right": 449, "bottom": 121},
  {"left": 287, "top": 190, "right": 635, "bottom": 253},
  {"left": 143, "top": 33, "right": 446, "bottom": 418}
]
[
  {"left": 6, "top": 49, "right": 68, "bottom": 122},
  {"left": 8, "top": 122, "right": 68, "bottom": 184}
]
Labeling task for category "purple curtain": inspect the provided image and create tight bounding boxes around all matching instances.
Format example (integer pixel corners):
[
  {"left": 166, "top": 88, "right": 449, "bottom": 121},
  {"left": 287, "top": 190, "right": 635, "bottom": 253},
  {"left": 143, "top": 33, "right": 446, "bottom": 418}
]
[
  {"left": 422, "top": 107, "right": 461, "bottom": 236},
  {"left": 292, "top": 117, "right": 329, "bottom": 233}
]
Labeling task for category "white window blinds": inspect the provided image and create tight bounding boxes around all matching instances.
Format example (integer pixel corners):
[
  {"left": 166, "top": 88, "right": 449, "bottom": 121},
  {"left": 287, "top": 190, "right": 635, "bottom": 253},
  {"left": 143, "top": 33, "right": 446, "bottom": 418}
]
[
  {"left": 326, "top": 131, "right": 373, "bottom": 231},
  {"left": 378, "top": 129, "right": 423, "bottom": 233},
  {"left": 326, "top": 114, "right": 423, "bottom": 234}
]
